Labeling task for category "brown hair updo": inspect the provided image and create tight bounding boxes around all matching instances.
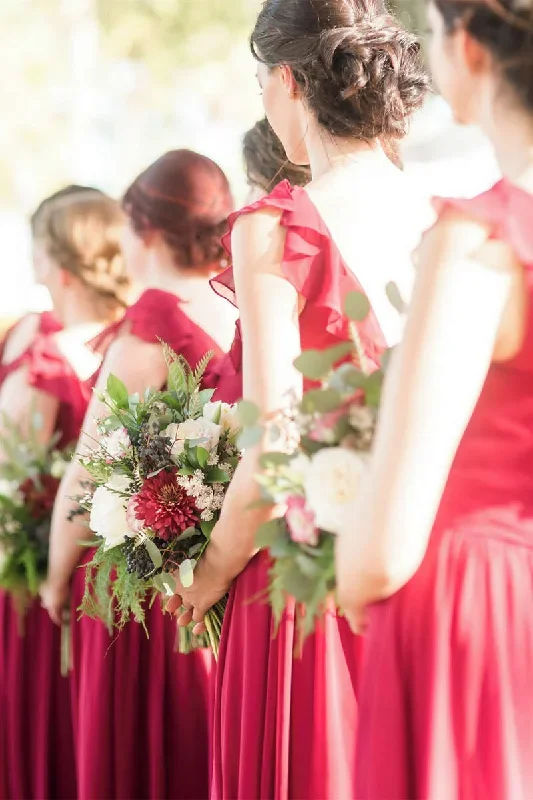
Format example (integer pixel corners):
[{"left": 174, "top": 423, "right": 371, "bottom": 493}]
[
  {"left": 34, "top": 192, "right": 129, "bottom": 320},
  {"left": 434, "top": 0, "right": 533, "bottom": 113},
  {"left": 123, "top": 150, "right": 234, "bottom": 270},
  {"left": 251, "top": 0, "right": 429, "bottom": 141},
  {"left": 243, "top": 118, "right": 311, "bottom": 191}
]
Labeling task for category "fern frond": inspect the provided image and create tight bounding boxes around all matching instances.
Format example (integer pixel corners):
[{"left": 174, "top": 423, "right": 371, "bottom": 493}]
[{"left": 191, "top": 350, "right": 214, "bottom": 391}]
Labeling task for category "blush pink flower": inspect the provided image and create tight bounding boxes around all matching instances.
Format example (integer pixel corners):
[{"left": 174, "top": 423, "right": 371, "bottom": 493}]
[
  {"left": 286, "top": 495, "right": 318, "bottom": 546},
  {"left": 126, "top": 495, "right": 146, "bottom": 535}
]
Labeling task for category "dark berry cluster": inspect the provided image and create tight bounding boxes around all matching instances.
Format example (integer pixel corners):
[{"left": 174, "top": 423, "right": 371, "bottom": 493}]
[
  {"left": 137, "top": 425, "right": 171, "bottom": 477},
  {"left": 122, "top": 537, "right": 165, "bottom": 580}
]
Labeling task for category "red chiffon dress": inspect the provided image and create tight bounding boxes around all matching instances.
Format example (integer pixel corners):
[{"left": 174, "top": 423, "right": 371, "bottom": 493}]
[
  {"left": 0, "top": 320, "right": 90, "bottom": 800},
  {"left": 210, "top": 181, "right": 387, "bottom": 799},
  {"left": 355, "top": 180, "right": 533, "bottom": 800},
  {"left": 70, "top": 288, "right": 221, "bottom": 800}
]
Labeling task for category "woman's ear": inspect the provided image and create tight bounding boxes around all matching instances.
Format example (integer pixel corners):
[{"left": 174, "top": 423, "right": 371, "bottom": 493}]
[{"left": 279, "top": 65, "right": 300, "bottom": 99}]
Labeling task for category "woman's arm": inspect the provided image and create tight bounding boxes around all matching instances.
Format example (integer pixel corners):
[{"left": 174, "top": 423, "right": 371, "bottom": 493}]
[
  {"left": 168, "top": 208, "right": 303, "bottom": 625},
  {"left": 41, "top": 335, "right": 166, "bottom": 624},
  {"left": 0, "top": 365, "right": 59, "bottom": 457},
  {"left": 336, "top": 212, "right": 521, "bottom": 625}
]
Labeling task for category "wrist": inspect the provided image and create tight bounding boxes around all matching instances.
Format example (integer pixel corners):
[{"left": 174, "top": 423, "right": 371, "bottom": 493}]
[{"left": 203, "top": 537, "right": 254, "bottom": 583}]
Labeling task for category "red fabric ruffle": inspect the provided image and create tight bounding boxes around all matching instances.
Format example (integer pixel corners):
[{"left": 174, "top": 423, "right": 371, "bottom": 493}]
[{"left": 213, "top": 179, "right": 386, "bottom": 373}]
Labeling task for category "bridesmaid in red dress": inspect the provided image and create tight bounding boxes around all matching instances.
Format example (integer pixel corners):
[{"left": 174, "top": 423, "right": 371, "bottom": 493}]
[
  {"left": 336, "top": 3, "right": 533, "bottom": 798},
  {"left": 169, "top": 2, "right": 429, "bottom": 797},
  {"left": 0, "top": 189, "right": 128, "bottom": 799},
  {"left": 42, "top": 150, "right": 237, "bottom": 800}
]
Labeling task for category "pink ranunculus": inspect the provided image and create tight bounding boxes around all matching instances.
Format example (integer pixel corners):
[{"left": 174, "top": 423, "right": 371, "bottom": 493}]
[
  {"left": 126, "top": 495, "right": 146, "bottom": 535},
  {"left": 286, "top": 495, "right": 318, "bottom": 546}
]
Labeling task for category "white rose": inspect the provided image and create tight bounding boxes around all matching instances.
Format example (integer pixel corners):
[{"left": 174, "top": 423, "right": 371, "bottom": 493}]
[
  {"left": 0, "top": 479, "right": 22, "bottom": 504},
  {"left": 162, "top": 417, "right": 221, "bottom": 459},
  {"left": 102, "top": 427, "right": 132, "bottom": 460},
  {"left": 50, "top": 458, "right": 69, "bottom": 480},
  {"left": 203, "top": 402, "right": 240, "bottom": 437},
  {"left": 304, "top": 447, "right": 368, "bottom": 535},
  {"left": 90, "top": 473, "right": 132, "bottom": 549}
]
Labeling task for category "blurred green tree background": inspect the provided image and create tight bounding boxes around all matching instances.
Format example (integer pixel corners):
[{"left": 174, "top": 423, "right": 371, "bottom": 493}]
[{"left": 1, "top": 0, "right": 425, "bottom": 211}]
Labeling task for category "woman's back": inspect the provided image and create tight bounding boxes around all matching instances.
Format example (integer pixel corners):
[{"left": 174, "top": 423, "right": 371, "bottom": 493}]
[
  {"left": 429, "top": 181, "right": 533, "bottom": 535},
  {"left": 306, "top": 154, "right": 430, "bottom": 344}
]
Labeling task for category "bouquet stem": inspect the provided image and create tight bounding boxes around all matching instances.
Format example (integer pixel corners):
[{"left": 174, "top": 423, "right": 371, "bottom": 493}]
[
  {"left": 61, "top": 613, "right": 72, "bottom": 677},
  {"left": 204, "top": 598, "right": 227, "bottom": 662}
]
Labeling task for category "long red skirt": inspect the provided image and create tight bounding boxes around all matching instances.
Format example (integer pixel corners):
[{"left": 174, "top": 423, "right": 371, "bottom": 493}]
[
  {"left": 0, "top": 590, "right": 77, "bottom": 799},
  {"left": 70, "top": 556, "right": 214, "bottom": 800},
  {"left": 211, "top": 551, "right": 363, "bottom": 799}
]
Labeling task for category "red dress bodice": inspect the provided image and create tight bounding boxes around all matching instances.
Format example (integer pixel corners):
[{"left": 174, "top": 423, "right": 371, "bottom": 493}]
[
  {"left": 212, "top": 179, "right": 387, "bottom": 402},
  {"left": 91, "top": 287, "right": 223, "bottom": 389}
]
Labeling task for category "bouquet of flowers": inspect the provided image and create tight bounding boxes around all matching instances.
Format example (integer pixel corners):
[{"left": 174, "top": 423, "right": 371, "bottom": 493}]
[
  {"left": 0, "top": 415, "right": 72, "bottom": 602},
  {"left": 238, "top": 290, "right": 398, "bottom": 643},
  {"left": 77, "top": 345, "right": 240, "bottom": 658}
]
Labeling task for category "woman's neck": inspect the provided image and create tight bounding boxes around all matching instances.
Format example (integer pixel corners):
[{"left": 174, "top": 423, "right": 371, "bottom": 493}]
[
  {"left": 140, "top": 251, "right": 222, "bottom": 298},
  {"left": 304, "top": 118, "right": 383, "bottom": 180},
  {"left": 483, "top": 104, "right": 533, "bottom": 192}
]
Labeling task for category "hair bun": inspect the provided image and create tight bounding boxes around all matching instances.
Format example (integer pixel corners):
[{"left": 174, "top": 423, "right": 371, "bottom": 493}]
[
  {"left": 310, "top": 16, "right": 428, "bottom": 139},
  {"left": 251, "top": 0, "right": 429, "bottom": 142}
]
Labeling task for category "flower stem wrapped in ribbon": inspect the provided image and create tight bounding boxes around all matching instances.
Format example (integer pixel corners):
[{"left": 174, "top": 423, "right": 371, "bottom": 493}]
[
  {"left": 76, "top": 345, "right": 241, "bottom": 659},
  {"left": 238, "top": 288, "right": 400, "bottom": 644}
]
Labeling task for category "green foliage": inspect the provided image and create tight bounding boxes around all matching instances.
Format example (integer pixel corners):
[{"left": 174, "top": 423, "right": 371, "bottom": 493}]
[
  {"left": 294, "top": 342, "right": 353, "bottom": 380},
  {"left": 344, "top": 291, "right": 371, "bottom": 322}
]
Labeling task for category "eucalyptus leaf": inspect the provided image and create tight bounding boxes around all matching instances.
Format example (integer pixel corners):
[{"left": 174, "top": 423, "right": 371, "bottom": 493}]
[
  {"left": 237, "top": 400, "right": 260, "bottom": 427},
  {"left": 177, "top": 526, "right": 198, "bottom": 541},
  {"left": 380, "top": 348, "right": 393, "bottom": 372},
  {"left": 179, "top": 559, "right": 196, "bottom": 588},
  {"left": 385, "top": 281, "right": 407, "bottom": 314},
  {"left": 364, "top": 372, "right": 384, "bottom": 408},
  {"left": 328, "top": 363, "right": 367, "bottom": 392},
  {"left": 300, "top": 388, "right": 342, "bottom": 414},
  {"left": 344, "top": 291, "right": 371, "bottom": 322},
  {"left": 153, "top": 573, "right": 176, "bottom": 597},
  {"left": 237, "top": 425, "right": 263, "bottom": 450},
  {"left": 294, "top": 342, "right": 352, "bottom": 380},
  {"left": 258, "top": 452, "right": 292, "bottom": 469},
  {"left": 145, "top": 538, "right": 163, "bottom": 569},
  {"left": 106, "top": 374, "right": 129, "bottom": 409}
]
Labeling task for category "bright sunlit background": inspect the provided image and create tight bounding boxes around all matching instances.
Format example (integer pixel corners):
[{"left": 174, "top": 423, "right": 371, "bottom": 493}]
[{"left": 1, "top": 0, "right": 500, "bottom": 321}]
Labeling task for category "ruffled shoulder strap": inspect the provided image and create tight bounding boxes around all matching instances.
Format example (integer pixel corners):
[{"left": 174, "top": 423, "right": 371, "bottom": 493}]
[
  {"left": 0, "top": 313, "right": 62, "bottom": 385},
  {"left": 21, "top": 331, "right": 87, "bottom": 410},
  {"left": 90, "top": 288, "right": 223, "bottom": 389},
  {"left": 213, "top": 179, "right": 386, "bottom": 365},
  {"left": 38, "top": 311, "right": 62, "bottom": 336},
  {"left": 434, "top": 179, "right": 533, "bottom": 266}
]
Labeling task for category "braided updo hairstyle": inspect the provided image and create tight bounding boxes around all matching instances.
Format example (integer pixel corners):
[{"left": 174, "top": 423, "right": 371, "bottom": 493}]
[
  {"left": 243, "top": 118, "right": 311, "bottom": 191},
  {"left": 30, "top": 184, "right": 104, "bottom": 238},
  {"left": 251, "top": 0, "right": 429, "bottom": 142},
  {"left": 34, "top": 191, "right": 129, "bottom": 321},
  {"left": 434, "top": 0, "right": 533, "bottom": 112},
  {"left": 123, "top": 150, "right": 234, "bottom": 270}
]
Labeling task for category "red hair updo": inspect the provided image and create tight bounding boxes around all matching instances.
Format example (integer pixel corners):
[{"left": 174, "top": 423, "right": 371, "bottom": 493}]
[{"left": 122, "top": 150, "right": 234, "bottom": 270}]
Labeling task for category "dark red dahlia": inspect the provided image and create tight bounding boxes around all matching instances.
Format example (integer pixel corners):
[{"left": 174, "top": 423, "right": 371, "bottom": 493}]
[
  {"left": 132, "top": 469, "right": 198, "bottom": 542},
  {"left": 19, "top": 474, "right": 60, "bottom": 520}
]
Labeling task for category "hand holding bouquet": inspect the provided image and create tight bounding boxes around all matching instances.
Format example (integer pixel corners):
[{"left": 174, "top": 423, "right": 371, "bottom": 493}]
[
  {"left": 77, "top": 345, "right": 241, "bottom": 658},
  {"left": 238, "top": 290, "right": 399, "bottom": 643}
]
